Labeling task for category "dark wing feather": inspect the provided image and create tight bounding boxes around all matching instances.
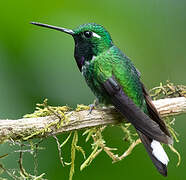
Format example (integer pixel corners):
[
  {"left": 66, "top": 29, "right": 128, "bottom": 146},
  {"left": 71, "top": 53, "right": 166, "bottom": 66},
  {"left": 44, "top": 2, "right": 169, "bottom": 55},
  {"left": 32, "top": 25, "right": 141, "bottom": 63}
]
[
  {"left": 137, "top": 130, "right": 167, "bottom": 176},
  {"left": 141, "top": 83, "right": 172, "bottom": 138},
  {"left": 102, "top": 76, "right": 172, "bottom": 144}
]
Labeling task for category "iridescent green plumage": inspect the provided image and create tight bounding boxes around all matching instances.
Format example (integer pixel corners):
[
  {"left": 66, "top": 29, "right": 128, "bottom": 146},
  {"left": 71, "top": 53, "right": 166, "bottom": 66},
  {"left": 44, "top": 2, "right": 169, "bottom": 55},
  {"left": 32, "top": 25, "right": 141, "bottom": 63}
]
[
  {"left": 72, "top": 23, "right": 145, "bottom": 109},
  {"left": 31, "top": 22, "right": 173, "bottom": 176},
  {"left": 83, "top": 45, "right": 145, "bottom": 109}
]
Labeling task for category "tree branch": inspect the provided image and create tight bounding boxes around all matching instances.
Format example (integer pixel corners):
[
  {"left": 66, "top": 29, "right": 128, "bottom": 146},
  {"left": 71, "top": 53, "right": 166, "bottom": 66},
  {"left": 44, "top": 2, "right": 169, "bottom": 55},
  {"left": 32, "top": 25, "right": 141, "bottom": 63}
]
[{"left": 0, "top": 97, "right": 186, "bottom": 143}]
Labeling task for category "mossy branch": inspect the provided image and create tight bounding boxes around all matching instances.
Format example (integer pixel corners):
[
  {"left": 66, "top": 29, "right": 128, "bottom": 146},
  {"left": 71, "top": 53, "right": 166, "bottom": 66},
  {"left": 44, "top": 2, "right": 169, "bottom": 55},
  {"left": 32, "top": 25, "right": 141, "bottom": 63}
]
[
  {"left": 0, "top": 82, "right": 185, "bottom": 180},
  {"left": 0, "top": 96, "right": 185, "bottom": 143}
]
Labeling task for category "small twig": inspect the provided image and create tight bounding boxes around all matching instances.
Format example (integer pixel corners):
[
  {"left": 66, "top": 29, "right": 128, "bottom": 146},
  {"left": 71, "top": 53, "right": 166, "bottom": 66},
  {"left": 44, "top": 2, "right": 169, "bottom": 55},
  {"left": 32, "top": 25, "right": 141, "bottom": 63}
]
[
  {"left": 91, "top": 129, "right": 141, "bottom": 163},
  {"left": 0, "top": 164, "right": 19, "bottom": 180},
  {"left": 18, "top": 144, "right": 28, "bottom": 178},
  {"left": 117, "top": 139, "right": 141, "bottom": 161},
  {"left": 43, "top": 99, "right": 62, "bottom": 123},
  {"left": 168, "top": 144, "right": 181, "bottom": 166},
  {"left": 53, "top": 135, "right": 65, "bottom": 167},
  {"left": 69, "top": 131, "right": 78, "bottom": 180},
  {"left": 33, "top": 139, "right": 44, "bottom": 176},
  {"left": 0, "top": 154, "right": 8, "bottom": 159}
]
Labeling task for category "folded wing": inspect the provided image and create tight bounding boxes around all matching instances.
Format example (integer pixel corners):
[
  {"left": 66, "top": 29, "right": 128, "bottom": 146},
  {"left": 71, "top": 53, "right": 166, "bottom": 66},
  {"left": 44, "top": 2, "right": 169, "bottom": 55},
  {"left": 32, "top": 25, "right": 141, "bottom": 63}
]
[{"left": 102, "top": 76, "right": 172, "bottom": 144}]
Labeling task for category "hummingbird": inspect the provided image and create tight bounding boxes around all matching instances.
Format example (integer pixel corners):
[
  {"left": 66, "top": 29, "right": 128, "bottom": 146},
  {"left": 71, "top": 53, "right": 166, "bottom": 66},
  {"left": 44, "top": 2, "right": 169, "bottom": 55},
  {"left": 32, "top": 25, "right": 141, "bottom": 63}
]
[{"left": 31, "top": 22, "right": 173, "bottom": 176}]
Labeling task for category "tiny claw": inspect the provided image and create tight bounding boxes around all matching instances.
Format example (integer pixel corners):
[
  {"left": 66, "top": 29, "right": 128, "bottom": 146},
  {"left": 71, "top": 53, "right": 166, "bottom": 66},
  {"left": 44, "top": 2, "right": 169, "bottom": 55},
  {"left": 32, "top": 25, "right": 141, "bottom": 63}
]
[
  {"left": 87, "top": 99, "right": 99, "bottom": 115},
  {"left": 88, "top": 104, "right": 95, "bottom": 115}
]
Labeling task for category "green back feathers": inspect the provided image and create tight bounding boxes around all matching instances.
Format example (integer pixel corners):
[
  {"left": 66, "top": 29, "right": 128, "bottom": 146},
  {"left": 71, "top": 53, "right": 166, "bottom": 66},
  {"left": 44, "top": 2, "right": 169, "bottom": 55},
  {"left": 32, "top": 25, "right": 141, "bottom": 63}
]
[{"left": 92, "top": 46, "right": 145, "bottom": 108}]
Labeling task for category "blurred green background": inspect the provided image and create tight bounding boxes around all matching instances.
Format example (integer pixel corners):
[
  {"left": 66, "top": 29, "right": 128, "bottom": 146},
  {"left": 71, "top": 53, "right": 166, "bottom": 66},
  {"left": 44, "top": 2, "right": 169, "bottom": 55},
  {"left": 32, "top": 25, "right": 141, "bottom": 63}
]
[{"left": 0, "top": 0, "right": 186, "bottom": 179}]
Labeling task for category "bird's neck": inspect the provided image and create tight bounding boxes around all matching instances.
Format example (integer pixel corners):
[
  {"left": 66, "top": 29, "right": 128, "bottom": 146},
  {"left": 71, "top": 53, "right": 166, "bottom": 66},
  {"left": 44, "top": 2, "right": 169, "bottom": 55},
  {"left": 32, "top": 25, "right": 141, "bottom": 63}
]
[{"left": 74, "top": 45, "right": 113, "bottom": 72}]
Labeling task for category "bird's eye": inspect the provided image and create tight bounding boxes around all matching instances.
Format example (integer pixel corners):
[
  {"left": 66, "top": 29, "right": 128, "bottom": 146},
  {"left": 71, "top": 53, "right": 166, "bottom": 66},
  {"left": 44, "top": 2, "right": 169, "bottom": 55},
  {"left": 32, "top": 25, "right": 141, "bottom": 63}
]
[{"left": 83, "top": 31, "right": 92, "bottom": 38}]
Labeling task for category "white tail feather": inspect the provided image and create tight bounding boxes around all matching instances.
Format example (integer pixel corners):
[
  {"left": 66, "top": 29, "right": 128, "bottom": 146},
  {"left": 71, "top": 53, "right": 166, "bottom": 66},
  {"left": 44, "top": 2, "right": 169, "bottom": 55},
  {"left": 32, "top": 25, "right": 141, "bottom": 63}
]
[{"left": 151, "top": 140, "right": 169, "bottom": 165}]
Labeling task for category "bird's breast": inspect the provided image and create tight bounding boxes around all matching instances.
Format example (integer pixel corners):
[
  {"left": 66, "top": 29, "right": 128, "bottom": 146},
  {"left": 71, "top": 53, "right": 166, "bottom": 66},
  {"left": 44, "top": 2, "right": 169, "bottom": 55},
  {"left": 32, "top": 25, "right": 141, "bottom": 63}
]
[{"left": 81, "top": 60, "right": 111, "bottom": 105}]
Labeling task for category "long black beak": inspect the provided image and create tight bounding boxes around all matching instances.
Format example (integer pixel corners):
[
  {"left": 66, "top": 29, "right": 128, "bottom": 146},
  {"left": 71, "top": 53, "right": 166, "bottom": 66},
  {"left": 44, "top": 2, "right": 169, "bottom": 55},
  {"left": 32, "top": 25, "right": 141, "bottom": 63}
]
[{"left": 30, "top": 22, "right": 74, "bottom": 35}]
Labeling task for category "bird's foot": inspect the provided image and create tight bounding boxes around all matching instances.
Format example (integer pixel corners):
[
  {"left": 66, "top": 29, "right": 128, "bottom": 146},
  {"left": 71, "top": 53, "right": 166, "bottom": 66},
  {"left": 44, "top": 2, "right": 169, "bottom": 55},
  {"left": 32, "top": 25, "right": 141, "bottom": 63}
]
[{"left": 88, "top": 99, "right": 99, "bottom": 115}]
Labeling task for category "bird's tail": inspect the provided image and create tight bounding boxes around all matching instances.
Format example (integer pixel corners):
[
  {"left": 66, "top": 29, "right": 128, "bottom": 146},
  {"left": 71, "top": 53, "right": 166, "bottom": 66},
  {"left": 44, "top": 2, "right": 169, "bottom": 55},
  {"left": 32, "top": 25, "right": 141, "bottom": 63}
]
[
  {"left": 137, "top": 130, "right": 169, "bottom": 176},
  {"left": 138, "top": 83, "right": 172, "bottom": 176}
]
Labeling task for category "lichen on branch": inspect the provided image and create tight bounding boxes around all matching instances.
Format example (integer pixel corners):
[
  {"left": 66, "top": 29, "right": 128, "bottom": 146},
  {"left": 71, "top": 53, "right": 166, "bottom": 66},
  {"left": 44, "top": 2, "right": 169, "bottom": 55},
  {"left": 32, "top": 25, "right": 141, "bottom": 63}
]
[{"left": 0, "top": 82, "right": 185, "bottom": 180}]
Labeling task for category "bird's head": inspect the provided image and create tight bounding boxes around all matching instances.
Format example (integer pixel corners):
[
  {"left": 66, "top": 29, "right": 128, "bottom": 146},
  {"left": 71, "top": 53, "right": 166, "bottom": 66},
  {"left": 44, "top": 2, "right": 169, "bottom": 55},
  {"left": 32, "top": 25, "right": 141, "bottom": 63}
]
[{"left": 31, "top": 22, "right": 113, "bottom": 71}]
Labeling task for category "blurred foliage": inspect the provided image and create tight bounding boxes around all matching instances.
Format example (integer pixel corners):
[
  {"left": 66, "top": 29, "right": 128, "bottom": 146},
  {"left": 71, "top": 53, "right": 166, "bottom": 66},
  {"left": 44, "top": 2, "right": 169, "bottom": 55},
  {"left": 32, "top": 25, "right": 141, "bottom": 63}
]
[{"left": 0, "top": 0, "right": 186, "bottom": 180}]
